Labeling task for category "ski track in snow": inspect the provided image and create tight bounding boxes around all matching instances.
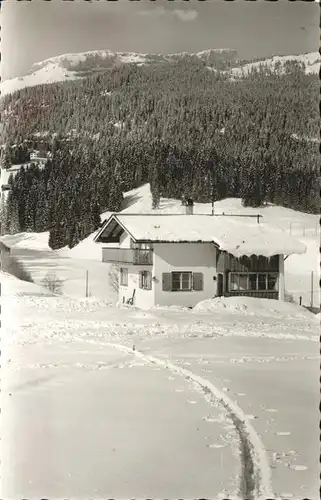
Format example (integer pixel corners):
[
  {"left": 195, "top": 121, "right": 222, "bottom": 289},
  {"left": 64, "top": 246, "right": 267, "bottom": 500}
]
[
  {"left": 101, "top": 341, "right": 274, "bottom": 499},
  {"left": 4, "top": 311, "right": 318, "bottom": 497}
]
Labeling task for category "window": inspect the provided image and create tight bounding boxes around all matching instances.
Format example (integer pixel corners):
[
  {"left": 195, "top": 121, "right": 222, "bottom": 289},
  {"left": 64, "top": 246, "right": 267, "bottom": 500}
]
[
  {"left": 258, "top": 273, "right": 267, "bottom": 291},
  {"left": 249, "top": 274, "right": 257, "bottom": 291},
  {"left": 162, "top": 272, "right": 204, "bottom": 292},
  {"left": 120, "top": 268, "right": 128, "bottom": 286},
  {"left": 139, "top": 270, "right": 152, "bottom": 290},
  {"left": 267, "top": 273, "right": 278, "bottom": 291},
  {"left": 239, "top": 273, "right": 248, "bottom": 291},
  {"left": 172, "top": 272, "right": 192, "bottom": 291},
  {"left": 230, "top": 273, "right": 248, "bottom": 291},
  {"left": 229, "top": 272, "right": 278, "bottom": 292}
]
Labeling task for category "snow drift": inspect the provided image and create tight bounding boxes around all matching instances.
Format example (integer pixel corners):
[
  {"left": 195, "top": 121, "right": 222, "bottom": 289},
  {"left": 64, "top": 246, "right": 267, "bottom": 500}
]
[
  {"left": 0, "top": 270, "right": 52, "bottom": 297},
  {"left": 193, "top": 296, "right": 316, "bottom": 320}
]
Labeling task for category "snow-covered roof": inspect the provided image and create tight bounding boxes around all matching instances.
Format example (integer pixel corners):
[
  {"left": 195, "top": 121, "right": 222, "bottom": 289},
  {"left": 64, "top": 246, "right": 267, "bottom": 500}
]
[{"left": 95, "top": 214, "right": 306, "bottom": 258}]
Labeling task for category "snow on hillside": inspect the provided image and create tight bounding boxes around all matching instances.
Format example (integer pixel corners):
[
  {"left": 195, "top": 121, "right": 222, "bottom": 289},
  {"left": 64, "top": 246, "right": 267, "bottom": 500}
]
[
  {"left": 0, "top": 231, "right": 51, "bottom": 251},
  {"left": 0, "top": 62, "right": 81, "bottom": 97},
  {"left": 0, "top": 48, "right": 180, "bottom": 96},
  {"left": 1, "top": 270, "right": 53, "bottom": 298},
  {"left": 0, "top": 164, "right": 24, "bottom": 186},
  {"left": 228, "top": 52, "right": 320, "bottom": 78},
  {"left": 1, "top": 48, "right": 318, "bottom": 97},
  {"left": 31, "top": 49, "right": 148, "bottom": 71}
]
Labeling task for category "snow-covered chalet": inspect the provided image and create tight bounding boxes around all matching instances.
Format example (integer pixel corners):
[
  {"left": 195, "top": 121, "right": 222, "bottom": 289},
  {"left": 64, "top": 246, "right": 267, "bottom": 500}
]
[{"left": 94, "top": 201, "right": 306, "bottom": 309}]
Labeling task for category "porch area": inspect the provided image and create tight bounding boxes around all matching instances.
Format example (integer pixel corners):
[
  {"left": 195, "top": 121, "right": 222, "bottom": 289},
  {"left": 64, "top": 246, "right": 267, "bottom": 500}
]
[{"left": 216, "top": 251, "right": 281, "bottom": 300}]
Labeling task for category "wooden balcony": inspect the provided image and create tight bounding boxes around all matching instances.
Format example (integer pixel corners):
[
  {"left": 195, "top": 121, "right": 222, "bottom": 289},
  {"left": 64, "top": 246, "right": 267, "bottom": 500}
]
[{"left": 102, "top": 247, "right": 153, "bottom": 265}]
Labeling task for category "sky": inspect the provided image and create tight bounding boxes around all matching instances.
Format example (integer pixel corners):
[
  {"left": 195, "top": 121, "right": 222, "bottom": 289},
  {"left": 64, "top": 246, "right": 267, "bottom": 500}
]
[{"left": 0, "top": 0, "right": 319, "bottom": 81}]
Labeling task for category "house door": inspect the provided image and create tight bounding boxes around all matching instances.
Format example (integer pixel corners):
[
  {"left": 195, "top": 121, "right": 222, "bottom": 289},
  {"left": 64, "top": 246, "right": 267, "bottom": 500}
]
[{"left": 217, "top": 273, "right": 224, "bottom": 297}]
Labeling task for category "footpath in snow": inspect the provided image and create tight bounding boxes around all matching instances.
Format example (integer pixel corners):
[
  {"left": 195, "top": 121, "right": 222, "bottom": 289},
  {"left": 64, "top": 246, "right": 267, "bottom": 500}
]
[
  {"left": 1, "top": 271, "right": 319, "bottom": 499},
  {"left": 1, "top": 273, "right": 241, "bottom": 499}
]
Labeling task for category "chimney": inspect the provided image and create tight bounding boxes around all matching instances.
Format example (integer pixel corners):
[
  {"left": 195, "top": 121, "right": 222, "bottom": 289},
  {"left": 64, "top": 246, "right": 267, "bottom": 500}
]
[{"left": 185, "top": 198, "right": 194, "bottom": 215}]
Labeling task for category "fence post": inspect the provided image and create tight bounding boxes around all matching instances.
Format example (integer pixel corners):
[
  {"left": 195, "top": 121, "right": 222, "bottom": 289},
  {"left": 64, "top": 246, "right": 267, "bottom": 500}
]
[
  {"left": 85, "top": 270, "right": 89, "bottom": 298},
  {"left": 299, "top": 296, "right": 302, "bottom": 306}
]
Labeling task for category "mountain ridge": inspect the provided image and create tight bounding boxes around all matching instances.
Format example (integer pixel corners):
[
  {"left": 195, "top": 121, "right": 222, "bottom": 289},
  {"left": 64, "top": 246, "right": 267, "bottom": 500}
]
[{"left": 1, "top": 48, "right": 319, "bottom": 97}]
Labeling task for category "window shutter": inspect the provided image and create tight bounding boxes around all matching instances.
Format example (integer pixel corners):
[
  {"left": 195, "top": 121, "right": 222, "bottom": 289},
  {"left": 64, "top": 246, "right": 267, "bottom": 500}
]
[
  {"left": 146, "top": 271, "right": 152, "bottom": 290},
  {"left": 162, "top": 273, "right": 172, "bottom": 291},
  {"left": 193, "top": 272, "right": 204, "bottom": 291}
]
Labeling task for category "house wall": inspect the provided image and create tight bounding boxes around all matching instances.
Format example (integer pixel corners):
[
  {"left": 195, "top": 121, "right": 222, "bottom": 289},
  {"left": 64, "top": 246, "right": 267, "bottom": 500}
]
[
  {"left": 119, "top": 264, "right": 155, "bottom": 310},
  {"left": 153, "top": 242, "right": 217, "bottom": 308},
  {"left": 119, "top": 232, "right": 131, "bottom": 248},
  {"left": 107, "top": 233, "right": 154, "bottom": 309},
  {"left": 108, "top": 232, "right": 284, "bottom": 309}
]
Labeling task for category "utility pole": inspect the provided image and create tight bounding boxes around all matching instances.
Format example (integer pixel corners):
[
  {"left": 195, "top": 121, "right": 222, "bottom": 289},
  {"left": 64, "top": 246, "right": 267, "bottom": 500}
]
[
  {"left": 85, "top": 270, "right": 89, "bottom": 298},
  {"left": 310, "top": 271, "right": 313, "bottom": 308}
]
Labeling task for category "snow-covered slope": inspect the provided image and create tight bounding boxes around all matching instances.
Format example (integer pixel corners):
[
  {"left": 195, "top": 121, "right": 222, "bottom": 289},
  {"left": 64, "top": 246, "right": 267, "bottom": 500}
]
[
  {"left": 0, "top": 231, "right": 51, "bottom": 251},
  {"left": 228, "top": 52, "right": 320, "bottom": 78},
  {"left": 0, "top": 48, "right": 233, "bottom": 97},
  {"left": 0, "top": 62, "right": 82, "bottom": 97},
  {"left": 1, "top": 48, "right": 318, "bottom": 97}
]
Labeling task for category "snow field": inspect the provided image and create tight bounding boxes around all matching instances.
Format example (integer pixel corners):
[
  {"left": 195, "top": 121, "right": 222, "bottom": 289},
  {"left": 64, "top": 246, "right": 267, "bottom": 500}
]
[
  {"left": 1, "top": 269, "right": 319, "bottom": 498},
  {"left": 1, "top": 340, "right": 239, "bottom": 498},
  {"left": 134, "top": 334, "right": 319, "bottom": 499},
  {"left": 108, "top": 342, "right": 273, "bottom": 499}
]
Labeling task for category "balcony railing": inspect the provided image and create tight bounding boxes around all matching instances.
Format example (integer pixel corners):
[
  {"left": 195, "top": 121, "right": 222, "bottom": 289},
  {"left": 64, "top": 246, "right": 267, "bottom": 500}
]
[{"left": 102, "top": 247, "right": 153, "bottom": 265}]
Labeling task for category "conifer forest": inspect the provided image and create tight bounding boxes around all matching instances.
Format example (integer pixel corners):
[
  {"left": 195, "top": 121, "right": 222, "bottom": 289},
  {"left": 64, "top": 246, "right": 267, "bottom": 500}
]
[{"left": 0, "top": 58, "right": 318, "bottom": 249}]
